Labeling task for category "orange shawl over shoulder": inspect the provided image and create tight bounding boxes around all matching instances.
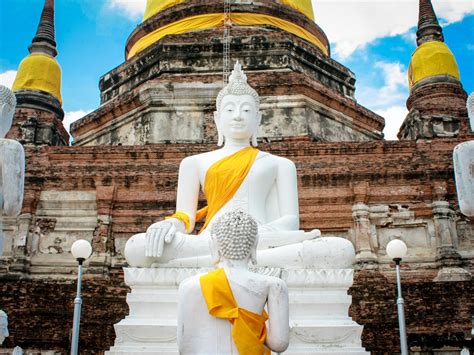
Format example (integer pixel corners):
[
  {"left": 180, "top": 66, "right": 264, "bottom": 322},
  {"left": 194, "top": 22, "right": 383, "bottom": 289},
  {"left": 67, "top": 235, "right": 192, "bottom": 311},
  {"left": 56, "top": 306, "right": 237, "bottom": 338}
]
[
  {"left": 200, "top": 268, "right": 270, "bottom": 355},
  {"left": 167, "top": 147, "right": 259, "bottom": 233}
]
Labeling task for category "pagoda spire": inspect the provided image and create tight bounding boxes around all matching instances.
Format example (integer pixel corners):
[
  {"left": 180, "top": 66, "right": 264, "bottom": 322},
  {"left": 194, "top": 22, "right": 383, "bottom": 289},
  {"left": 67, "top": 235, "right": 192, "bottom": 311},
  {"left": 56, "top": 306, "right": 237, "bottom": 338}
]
[
  {"left": 29, "top": 0, "right": 58, "bottom": 57},
  {"left": 9, "top": 0, "right": 68, "bottom": 145},
  {"left": 416, "top": 0, "right": 444, "bottom": 46}
]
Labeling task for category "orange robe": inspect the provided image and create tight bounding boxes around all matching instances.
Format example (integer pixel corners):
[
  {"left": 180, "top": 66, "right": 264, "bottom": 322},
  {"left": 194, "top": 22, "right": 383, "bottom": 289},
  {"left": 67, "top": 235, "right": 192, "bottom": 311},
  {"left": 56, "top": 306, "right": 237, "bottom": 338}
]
[
  {"left": 200, "top": 268, "right": 270, "bottom": 355},
  {"left": 167, "top": 147, "right": 259, "bottom": 233}
]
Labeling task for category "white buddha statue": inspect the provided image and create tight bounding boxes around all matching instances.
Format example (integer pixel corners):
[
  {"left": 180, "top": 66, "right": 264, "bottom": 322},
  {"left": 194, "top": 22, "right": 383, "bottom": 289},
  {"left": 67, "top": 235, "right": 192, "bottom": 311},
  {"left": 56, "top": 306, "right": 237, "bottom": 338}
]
[
  {"left": 453, "top": 93, "right": 474, "bottom": 217},
  {"left": 0, "top": 85, "right": 25, "bottom": 256},
  {"left": 177, "top": 210, "right": 289, "bottom": 354},
  {"left": 0, "top": 310, "right": 8, "bottom": 345},
  {"left": 125, "top": 63, "right": 355, "bottom": 269}
]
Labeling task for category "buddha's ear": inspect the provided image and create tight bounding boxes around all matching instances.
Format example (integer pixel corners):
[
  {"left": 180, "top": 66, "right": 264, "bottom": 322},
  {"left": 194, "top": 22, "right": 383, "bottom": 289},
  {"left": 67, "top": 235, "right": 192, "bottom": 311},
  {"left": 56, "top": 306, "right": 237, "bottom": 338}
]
[
  {"left": 214, "top": 111, "right": 224, "bottom": 146},
  {"left": 251, "top": 111, "right": 262, "bottom": 147}
]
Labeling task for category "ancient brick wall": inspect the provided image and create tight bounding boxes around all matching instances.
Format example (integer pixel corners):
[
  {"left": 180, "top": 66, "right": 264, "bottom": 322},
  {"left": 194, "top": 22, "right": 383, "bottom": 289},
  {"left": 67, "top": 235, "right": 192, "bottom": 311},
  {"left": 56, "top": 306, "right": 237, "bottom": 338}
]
[
  {"left": 1, "top": 270, "right": 472, "bottom": 353},
  {"left": 1, "top": 136, "right": 473, "bottom": 353}
]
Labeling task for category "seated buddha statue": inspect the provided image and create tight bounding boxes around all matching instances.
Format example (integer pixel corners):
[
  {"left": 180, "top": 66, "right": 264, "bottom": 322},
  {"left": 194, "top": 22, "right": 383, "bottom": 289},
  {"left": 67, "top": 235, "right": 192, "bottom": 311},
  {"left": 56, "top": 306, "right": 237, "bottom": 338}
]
[
  {"left": 125, "top": 62, "right": 354, "bottom": 268},
  {"left": 177, "top": 211, "right": 289, "bottom": 354}
]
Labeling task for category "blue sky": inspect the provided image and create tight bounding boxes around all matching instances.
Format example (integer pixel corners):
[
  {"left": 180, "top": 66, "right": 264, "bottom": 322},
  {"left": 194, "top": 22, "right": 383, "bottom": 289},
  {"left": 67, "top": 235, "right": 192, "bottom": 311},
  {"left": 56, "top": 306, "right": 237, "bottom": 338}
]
[{"left": 0, "top": 0, "right": 473, "bottom": 140}]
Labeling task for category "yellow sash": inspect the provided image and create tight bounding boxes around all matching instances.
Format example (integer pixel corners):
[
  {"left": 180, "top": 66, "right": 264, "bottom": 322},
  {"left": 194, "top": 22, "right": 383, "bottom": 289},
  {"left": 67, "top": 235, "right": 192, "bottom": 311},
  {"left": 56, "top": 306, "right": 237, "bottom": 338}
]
[
  {"left": 200, "top": 268, "right": 270, "bottom": 355},
  {"left": 167, "top": 147, "right": 258, "bottom": 233}
]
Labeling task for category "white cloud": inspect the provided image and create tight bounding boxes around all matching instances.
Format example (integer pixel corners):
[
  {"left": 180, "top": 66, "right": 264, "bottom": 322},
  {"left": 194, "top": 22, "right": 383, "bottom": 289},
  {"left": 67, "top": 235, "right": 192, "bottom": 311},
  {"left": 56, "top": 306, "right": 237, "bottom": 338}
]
[
  {"left": 313, "top": 0, "right": 474, "bottom": 58},
  {"left": 355, "top": 61, "right": 409, "bottom": 139},
  {"left": 0, "top": 70, "right": 18, "bottom": 89},
  {"left": 106, "top": 0, "right": 146, "bottom": 19},
  {"left": 357, "top": 61, "right": 408, "bottom": 109},
  {"left": 376, "top": 105, "right": 409, "bottom": 140},
  {"left": 63, "top": 110, "right": 92, "bottom": 136}
]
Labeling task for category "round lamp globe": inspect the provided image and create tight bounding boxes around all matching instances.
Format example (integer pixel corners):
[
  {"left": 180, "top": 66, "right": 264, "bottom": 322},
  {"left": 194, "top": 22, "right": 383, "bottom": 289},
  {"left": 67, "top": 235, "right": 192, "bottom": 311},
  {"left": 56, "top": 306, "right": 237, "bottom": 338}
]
[
  {"left": 71, "top": 239, "right": 92, "bottom": 260},
  {"left": 386, "top": 239, "right": 408, "bottom": 260}
]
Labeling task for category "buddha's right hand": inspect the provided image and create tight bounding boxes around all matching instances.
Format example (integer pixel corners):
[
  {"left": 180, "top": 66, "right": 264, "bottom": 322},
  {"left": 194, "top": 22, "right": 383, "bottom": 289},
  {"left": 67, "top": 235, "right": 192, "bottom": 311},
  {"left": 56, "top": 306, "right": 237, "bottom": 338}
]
[{"left": 145, "top": 221, "right": 177, "bottom": 257}]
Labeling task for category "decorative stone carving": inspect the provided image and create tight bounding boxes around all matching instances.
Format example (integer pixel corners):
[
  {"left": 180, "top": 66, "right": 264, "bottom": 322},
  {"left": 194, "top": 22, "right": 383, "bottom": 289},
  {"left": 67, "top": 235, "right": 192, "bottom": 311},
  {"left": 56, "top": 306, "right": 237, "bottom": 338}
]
[
  {"left": 352, "top": 202, "right": 377, "bottom": 263},
  {"left": 432, "top": 200, "right": 471, "bottom": 281}
]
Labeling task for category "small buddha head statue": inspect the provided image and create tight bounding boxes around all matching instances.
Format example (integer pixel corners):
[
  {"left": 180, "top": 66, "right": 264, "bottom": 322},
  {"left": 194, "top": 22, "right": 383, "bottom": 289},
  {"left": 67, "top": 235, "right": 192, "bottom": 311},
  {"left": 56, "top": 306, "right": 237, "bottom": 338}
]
[
  {"left": 0, "top": 85, "right": 16, "bottom": 139},
  {"left": 215, "top": 62, "right": 262, "bottom": 147},
  {"left": 210, "top": 210, "right": 258, "bottom": 266},
  {"left": 467, "top": 92, "right": 474, "bottom": 132},
  {"left": 0, "top": 310, "right": 8, "bottom": 345}
]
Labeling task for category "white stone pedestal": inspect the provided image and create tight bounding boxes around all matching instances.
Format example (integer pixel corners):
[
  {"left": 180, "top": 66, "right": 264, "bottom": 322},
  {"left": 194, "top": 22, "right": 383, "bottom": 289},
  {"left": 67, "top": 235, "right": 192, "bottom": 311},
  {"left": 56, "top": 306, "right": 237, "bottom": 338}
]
[{"left": 106, "top": 266, "right": 367, "bottom": 354}]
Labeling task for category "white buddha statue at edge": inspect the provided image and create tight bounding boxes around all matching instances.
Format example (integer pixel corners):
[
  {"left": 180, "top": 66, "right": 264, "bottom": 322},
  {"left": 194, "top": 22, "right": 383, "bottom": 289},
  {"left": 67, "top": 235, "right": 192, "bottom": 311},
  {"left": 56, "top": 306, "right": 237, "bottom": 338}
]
[
  {"left": 0, "top": 85, "right": 24, "bottom": 348},
  {"left": 453, "top": 92, "right": 474, "bottom": 217},
  {"left": 125, "top": 62, "right": 354, "bottom": 269},
  {"left": 177, "top": 210, "right": 289, "bottom": 354},
  {"left": 0, "top": 85, "right": 25, "bottom": 257}
]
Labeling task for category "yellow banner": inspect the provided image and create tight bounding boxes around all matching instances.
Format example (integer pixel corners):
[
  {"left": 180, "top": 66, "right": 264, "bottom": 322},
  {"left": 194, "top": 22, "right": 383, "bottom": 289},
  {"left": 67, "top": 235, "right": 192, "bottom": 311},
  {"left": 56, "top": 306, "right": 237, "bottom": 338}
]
[
  {"left": 129, "top": 13, "right": 327, "bottom": 59},
  {"left": 143, "top": 0, "right": 315, "bottom": 22},
  {"left": 12, "top": 54, "right": 62, "bottom": 104}
]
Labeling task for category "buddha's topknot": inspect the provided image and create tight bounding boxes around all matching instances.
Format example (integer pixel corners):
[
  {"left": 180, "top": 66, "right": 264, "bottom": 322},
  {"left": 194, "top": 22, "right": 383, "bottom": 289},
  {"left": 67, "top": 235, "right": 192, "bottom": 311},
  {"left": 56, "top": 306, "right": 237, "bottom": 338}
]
[
  {"left": 211, "top": 210, "right": 258, "bottom": 261},
  {"left": 216, "top": 62, "right": 260, "bottom": 112}
]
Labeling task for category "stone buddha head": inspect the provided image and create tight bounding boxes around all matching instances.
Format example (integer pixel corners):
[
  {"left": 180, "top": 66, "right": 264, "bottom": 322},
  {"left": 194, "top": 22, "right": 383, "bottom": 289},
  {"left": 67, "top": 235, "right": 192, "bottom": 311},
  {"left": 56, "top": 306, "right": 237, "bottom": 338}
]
[
  {"left": 0, "top": 85, "right": 16, "bottom": 139},
  {"left": 215, "top": 62, "right": 262, "bottom": 147},
  {"left": 210, "top": 210, "right": 258, "bottom": 266},
  {"left": 467, "top": 92, "right": 474, "bottom": 132},
  {"left": 0, "top": 310, "right": 8, "bottom": 345}
]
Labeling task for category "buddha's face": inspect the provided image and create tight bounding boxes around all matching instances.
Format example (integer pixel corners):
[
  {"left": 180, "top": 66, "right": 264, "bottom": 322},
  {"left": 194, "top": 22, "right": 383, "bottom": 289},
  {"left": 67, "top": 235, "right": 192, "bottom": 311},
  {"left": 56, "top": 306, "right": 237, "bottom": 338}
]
[{"left": 216, "top": 94, "right": 261, "bottom": 141}]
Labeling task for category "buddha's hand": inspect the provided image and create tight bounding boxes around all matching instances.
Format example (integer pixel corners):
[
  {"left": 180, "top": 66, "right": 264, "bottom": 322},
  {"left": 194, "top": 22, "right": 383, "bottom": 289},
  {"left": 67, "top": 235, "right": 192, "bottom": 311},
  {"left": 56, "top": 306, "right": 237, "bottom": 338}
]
[{"left": 145, "top": 221, "right": 177, "bottom": 257}]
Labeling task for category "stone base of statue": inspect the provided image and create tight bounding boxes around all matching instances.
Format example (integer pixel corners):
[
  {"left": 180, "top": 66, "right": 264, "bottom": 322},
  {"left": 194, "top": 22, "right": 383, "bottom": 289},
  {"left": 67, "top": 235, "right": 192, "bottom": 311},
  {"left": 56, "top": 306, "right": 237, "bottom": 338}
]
[{"left": 106, "top": 237, "right": 368, "bottom": 354}]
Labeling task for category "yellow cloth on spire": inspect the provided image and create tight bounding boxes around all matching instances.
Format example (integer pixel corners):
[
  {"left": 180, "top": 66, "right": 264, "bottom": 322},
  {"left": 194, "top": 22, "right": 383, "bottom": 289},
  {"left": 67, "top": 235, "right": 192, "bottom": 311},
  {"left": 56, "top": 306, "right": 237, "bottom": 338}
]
[
  {"left": 12, "top": 54, "right": 62, "bottom": 104},
  {"left": 280, "top": 0, "right": 314, "bottom": 20},
  {"left": 142, "top": 0, "right": 314, "bottom": 22},
  {"left": 128, "top": 13, "right": 328, "bottom": 59},
  {"left": 200, "top": 268, "right": 270, "bottom": 355},
  {"left": 196, "top": 146, "right": 259, "bottom": 233},
  {"left": 408, "top": 41, "right": 460, "bottom": 89},
  {"left": 143, "top": 0, "right": 185, "bottom": 21}
]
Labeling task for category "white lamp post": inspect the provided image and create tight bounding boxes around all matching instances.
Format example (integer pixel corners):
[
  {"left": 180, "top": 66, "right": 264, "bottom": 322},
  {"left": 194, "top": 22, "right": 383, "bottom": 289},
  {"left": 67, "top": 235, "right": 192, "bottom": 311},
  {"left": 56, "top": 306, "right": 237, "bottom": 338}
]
[
  {"left": 70, "top": 239, "right": 92, "bottom": 355},
  {"left": 387, "top": 239, "right": 408, "bottom": 355}
]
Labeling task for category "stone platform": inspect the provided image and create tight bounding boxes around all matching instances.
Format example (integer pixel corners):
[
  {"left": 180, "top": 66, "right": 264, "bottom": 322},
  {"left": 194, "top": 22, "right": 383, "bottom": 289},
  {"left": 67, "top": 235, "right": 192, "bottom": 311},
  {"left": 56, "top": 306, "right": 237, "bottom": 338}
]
[{"left": 106, "top": 266, "right": 367, "bottom": 354}]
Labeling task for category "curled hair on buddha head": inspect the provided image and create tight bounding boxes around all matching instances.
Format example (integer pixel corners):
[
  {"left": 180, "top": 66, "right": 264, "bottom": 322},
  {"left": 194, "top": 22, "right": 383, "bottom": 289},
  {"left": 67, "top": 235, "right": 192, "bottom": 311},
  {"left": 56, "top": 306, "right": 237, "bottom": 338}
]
[
  {"left": 0, "top": 85, "right": 16, "bottom": 112},
  {"left": 467, "top": 92, "right": 474, "bottom": 131},
  {"left": 211, "top": 210, "right": 258, "bottom": 263},
  {"left": 216, "top": 62, "right": 260, "bottom": 113}
]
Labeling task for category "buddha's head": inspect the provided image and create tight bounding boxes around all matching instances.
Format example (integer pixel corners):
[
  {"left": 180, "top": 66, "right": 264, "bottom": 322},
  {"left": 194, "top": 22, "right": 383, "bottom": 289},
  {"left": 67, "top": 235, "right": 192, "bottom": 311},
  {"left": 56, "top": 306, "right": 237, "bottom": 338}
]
[
  {"left": 210, "top": 210, "right": 258, "bottom": 266},
  {"left": 0, "top": 310, "right": 8, "bottom": 345},
  {"left": 0, "top": 85, "right": 16, "bottom": 139},
  {"left": 215, "top": 62, "right": 262, "bottom": 146},
  {"left": 467, "top": 92, "right": 474, "bottom": 132}
]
